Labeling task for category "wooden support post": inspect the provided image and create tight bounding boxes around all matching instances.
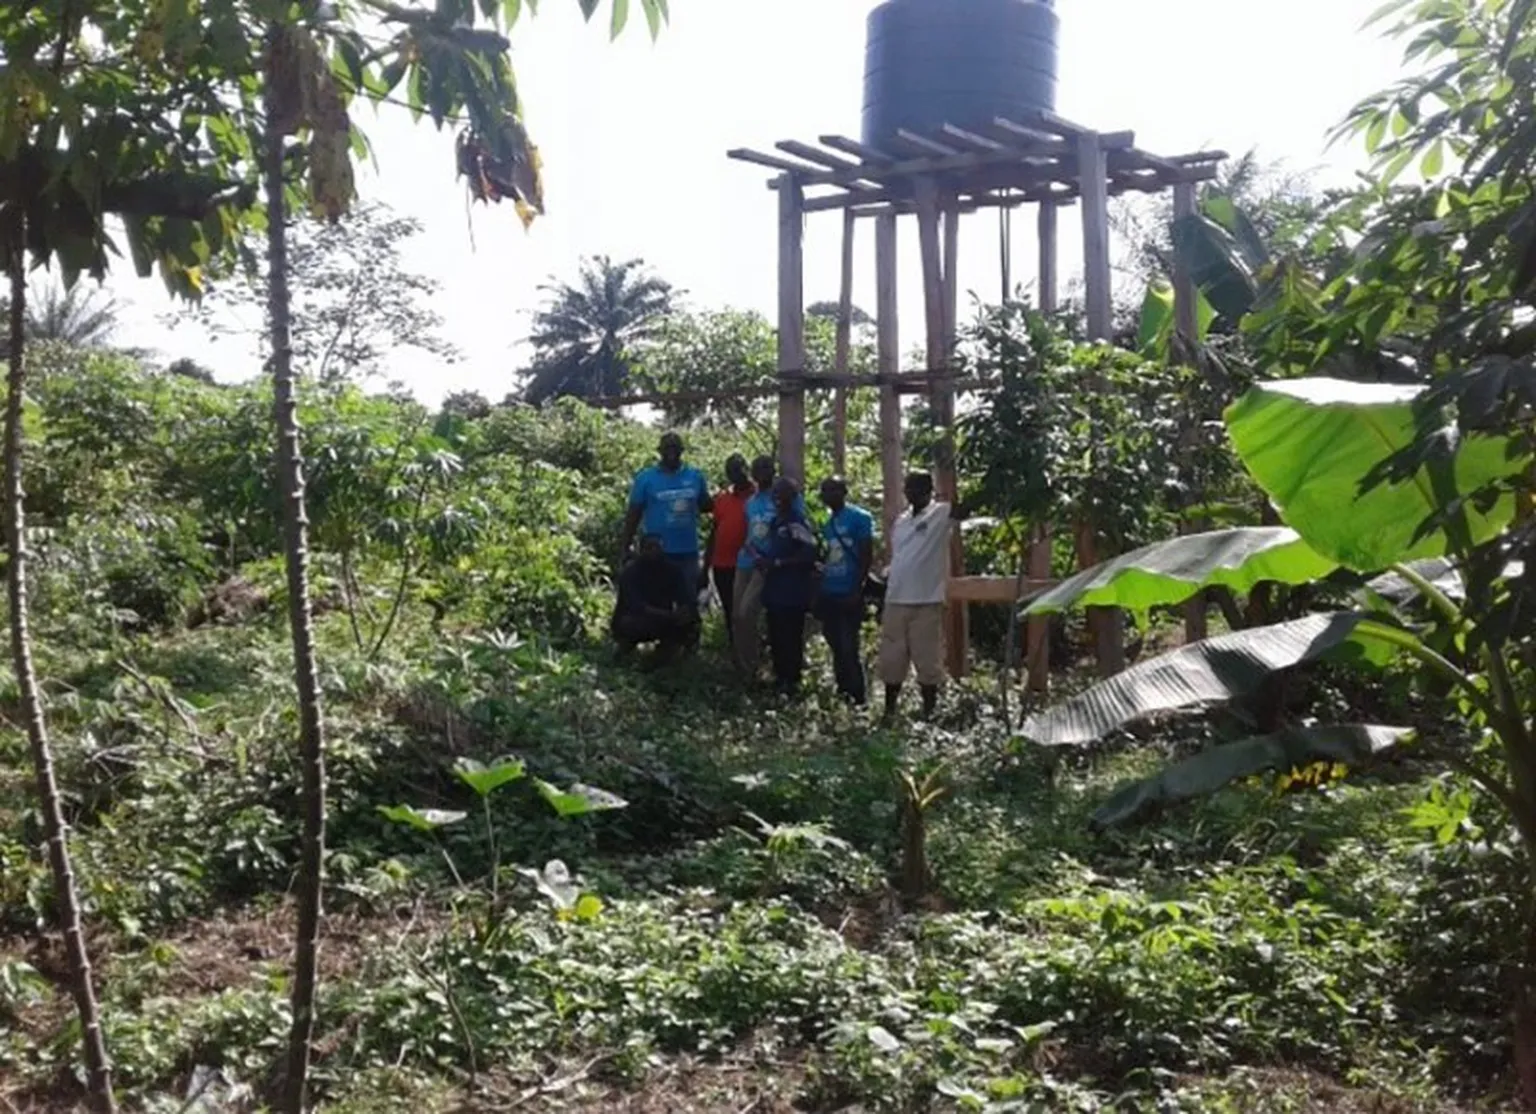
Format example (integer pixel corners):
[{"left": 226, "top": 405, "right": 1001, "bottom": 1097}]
[
  {"left": 941, "top": 196, "right": 968, "bottom": 675},
  {"left": 1026, "top": 523, "right": 1052, "bottom": 693},
  {"left": 1037, "top": 201, "right": 1058, "bottom": 313},
  {"left": 778, "top": 176, "right": 806, "bottom": 484},
  {"left": 1172, "top": 182, "right": 1199, "bottom": 346},
  {"left": 1078, "top": 132, "right": 1124, "bottom": 677},
  {"left": 1028, "top": 199, "right": 1059, "bottom": 691},
  {"left": 916, "top": 178, "right": 968, "bottom": 679},
  {"left": 1172, "top": 180, "right": 1208, "bottom": 644},
  {"left": 943, "top": 201, "right": 960, "bottom": 354},
  {"left": 832, "top": 207, "right": 856, "bottom": 477},
  {"left": 1079, "top": 133, "right": 1113, "bottom": 341},
  {"left": 876, "top": 213, "right": 903, "bottom": 551}
]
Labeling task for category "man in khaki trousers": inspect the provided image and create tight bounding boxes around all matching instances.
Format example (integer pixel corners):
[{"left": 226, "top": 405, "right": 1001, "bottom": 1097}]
[{"left": 879, "top": 471, "right": 969, "bottom": 721}]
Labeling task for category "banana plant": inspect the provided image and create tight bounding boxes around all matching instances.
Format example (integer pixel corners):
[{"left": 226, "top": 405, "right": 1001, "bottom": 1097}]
[{"left": 1016, "top": 377, "right": 1531, "bottom": 836}]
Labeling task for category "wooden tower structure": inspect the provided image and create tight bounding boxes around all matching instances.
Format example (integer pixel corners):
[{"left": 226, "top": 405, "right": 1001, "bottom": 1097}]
[{"left": 727, "top": 110, "right": 1225, "bottom": 680}]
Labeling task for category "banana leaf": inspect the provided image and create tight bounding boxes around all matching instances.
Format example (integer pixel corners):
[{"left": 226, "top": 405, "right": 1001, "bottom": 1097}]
[
  {"left": 1024, "top": 527, "right": 1336, "bottom": 620},
  {"left": 1092, "top": 724, "right": 1413, "bottom": 828},
  {"left": 1226, "top": 379, "right": 1529, "bottom": 571},
  {"left": 1018, "top": 612, "right": 1399, "bottom": 746},
  {"left": 1172, "top": 211, "right": 1259, "bottom": 323}
]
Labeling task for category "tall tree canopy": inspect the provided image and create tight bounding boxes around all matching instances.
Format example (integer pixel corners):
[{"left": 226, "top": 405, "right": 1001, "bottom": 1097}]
[
  {"left": 522, "top": 255, "right": 675, "bottom": 403},
  {"left": 0, "top": 280, "right": 120, "bottom": 352},
  {"left": 181, "top": 200, "right": 460, "bottom": 383}
]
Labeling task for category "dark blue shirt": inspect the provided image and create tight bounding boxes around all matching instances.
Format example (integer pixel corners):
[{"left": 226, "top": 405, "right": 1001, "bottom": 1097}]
[
  {"left": 761, "top": 512, "right": 818, "bottom": 611},
  {"left": 739, "top": 489, "right": 807, "bottom": 570}
]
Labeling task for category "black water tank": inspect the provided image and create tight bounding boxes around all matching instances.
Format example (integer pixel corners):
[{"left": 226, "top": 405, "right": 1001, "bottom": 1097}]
[{"left": 860, "top": 0, "right": 1059, "bottom": 149}]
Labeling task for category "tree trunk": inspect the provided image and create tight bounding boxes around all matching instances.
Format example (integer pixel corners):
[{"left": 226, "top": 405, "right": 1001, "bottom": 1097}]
[
  {"left": 264, "top": 97, "right": 329, "bottom": 1114},
  {"left": 5, "top": 226, "right": 117, "bottom": 1113}
]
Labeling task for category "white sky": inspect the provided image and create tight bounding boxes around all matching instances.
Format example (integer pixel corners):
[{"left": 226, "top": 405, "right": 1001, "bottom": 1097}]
[{"left": 110, "top": 0, "right": 1410, "bottom": 401}]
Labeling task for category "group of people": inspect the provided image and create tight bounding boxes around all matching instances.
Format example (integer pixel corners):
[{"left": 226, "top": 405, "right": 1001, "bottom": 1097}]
[{"left": 613, "top": 432, "right": 967, "bottom": 719}]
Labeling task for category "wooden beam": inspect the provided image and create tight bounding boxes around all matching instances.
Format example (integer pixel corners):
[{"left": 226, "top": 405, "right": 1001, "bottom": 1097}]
[
  {"left": 800, "top": 185, "right": 894, "bottom": 213},
  {"left": 1173, "top": 180, "right": 1209, "bottom": 646},
  {"left": 896, "top": 129, "right": 960, "bottom": 157},
  {"left": 764, "top": 142, "right": 1066, "bottom": 191},
  {"left": 778, "top": 177, "right": 806, "bottom": 485},
  {"left": 1037, "top": 200, "right": 1058, "bottom": 313},
  {"left": 819, "top": 134, "right": 895, "bottom": 163},
  {"left": 1026, "top": 524, "right": 1052, "bottom": 692},
  {"left": 791, "top": 156, "right": 1195, "bottom": 215},
  {"left": 942, "top": 195, "right": 966, "bottom": 672},
  {"left": 940, "top": 123, "right": 1009, "bottom": 152},
  {"left": 1078, "top": 132, "right": 1113, "bottom": 340},
  {"left": 1172, "top": 181, "right": 1199, "bottom": 345},
  {"left": 943, "top": 200, "right": 960, "bottom": 356},
  {"left": 947, "top": 576, "right": 1059, "bottom": 604},
  {"left": 846, "top": 185, "right": 1073, "bottom": 219},
  {"left": 915, "top": 177, "right": 968, "bottom": 679},
  {"left": 1032, "top": 108, "right": 1117, "bottom": 141},
  {"left": 1076, "top": 132, "right": 1123, "bottom": 677},
  {"left": 728, "top": 147, "right": 823, "bottom": 176},
  {"left": 875, "top": 212, "right": 903, "bottom": 554},
  {"left": 832, "top": 207, "right": 856, "bottom": 476},
  {"left": 989, "top": 116, "right": 1070, "bottom": 154},
  {"left": 776, "top": 139, "right": 866, "bottom": 174},
  {"left": 993, "top": 117, "right": 1135, "bottom": 153}
]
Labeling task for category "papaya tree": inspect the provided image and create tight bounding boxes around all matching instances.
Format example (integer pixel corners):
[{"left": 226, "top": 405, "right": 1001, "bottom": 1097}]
[
  {"left": 215, "top": 2, "right": 669, "bottom": 1108},
  {"left": 0, "top": 3, "right": 261, "bottom": 1107}
]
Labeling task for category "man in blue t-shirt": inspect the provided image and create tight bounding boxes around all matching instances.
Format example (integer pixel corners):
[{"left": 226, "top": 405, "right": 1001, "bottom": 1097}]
[
  {"left": 619, "top": 432, "right": 712, "bottom": 627},
  {"left": 815, "top": 476, "right": 875, "bottom": 706},
  {"left": 732, "top": 455, "right": 805, "bottom": 676}
]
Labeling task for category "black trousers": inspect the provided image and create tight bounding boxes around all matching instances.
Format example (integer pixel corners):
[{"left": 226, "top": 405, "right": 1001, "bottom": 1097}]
[
  {"left": 818, "top": 598, "right": 867, "bottom": 705},
  {"left": 765, "top": 607, "right": 807, "bottom": 694},
  {"left": 712, "top": 566, "right": 737, "bottom": 641},
  {"left": 612, "top": 611, "right": 697, "bottom": 653}
]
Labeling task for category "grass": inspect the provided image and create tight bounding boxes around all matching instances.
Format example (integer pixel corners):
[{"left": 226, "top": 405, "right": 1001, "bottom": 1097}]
[{"left": 0, "top": 608, "right": 1527, "bottom": 1112}]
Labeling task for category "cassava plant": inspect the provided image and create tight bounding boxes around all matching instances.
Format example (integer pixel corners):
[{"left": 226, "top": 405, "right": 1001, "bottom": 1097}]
[
  {"left": 0, "top": 3, "right": 261, "bottom": 1106},
  {"left": 237, "top": 3, "right": 666, "bottom": 1107}
]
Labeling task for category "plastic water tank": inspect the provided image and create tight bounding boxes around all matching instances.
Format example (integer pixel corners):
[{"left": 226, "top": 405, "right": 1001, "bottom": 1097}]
[{"left": 860, "top": 0, "right": 1060, "bottom": 149}]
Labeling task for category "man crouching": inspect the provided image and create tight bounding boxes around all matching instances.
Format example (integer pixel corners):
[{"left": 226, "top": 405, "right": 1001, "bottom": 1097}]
[{"left": 612, "top": 534, "right": 700, "bottom": 666}]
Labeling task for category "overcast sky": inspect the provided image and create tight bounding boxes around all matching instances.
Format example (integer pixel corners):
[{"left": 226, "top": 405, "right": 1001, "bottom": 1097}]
[{"left": 107, "top": 0, "right": 1410, "bottom": 401}]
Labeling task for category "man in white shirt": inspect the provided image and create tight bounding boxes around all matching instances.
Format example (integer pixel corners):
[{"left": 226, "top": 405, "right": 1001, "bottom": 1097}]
[{"left": 879, "top": 471, "right": 970, "bottom": 721}]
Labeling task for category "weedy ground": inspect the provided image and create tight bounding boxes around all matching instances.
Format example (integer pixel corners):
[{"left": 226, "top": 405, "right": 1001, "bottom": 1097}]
[{"left": 0, "top": 605, "right": 1525, "bottom": 1113}]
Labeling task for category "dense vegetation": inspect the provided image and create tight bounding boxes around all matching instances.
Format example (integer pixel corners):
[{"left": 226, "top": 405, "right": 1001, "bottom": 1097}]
[{"left": 1, "top": 346, "right": 1527, "bottom": 1114}]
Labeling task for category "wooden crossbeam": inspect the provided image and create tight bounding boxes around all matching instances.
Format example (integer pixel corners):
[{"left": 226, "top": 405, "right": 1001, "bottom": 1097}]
[
  {"left": 577, "top": 370, "right": 990, "bottom": 410},
  {"left": 819, "top": 134, "right": 895, "bottom": 163},
  {"left": 728, "top": 147, "right": 825, "bottom": 175},
  {"left": 776, "top": 140, "right": 866, "bottom": 174},
  {"left": 948, "top": 576, "right": 1059, "bottom": 604},
  {"left": 940, "top": 123, "right": 1009, "bottom": 152},
  {"left": 794, "top": 154, "right": 1207, "bottom": 214},
  {"left": 989, "top": 116, "right": 1070, "bottom": 153},
  {"left": 895, "top": 129, "right": 960, "bottom": 157}
]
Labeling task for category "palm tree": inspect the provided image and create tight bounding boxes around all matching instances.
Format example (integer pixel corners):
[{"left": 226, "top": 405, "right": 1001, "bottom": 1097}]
[
  {"left": 0, "top": 280, "right": 120, "bottom": 352},
  {"left": 522, "top": 255, "right": 674, "bottom": 403}
]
